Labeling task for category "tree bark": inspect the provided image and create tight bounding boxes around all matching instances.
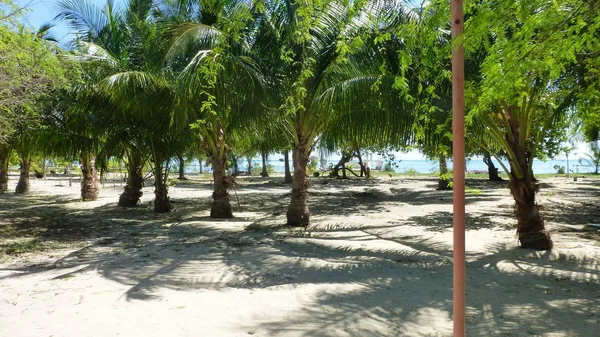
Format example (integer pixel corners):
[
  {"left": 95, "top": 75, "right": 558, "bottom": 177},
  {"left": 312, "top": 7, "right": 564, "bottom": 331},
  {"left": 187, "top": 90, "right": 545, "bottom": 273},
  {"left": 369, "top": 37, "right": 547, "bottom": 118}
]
[
  {"left": 15, "top": 156, "right": 30, "bottom": 193},
  {"left": 247, "top": 156, "right": 253, "bottom": 176},
  {"left": 119, "top": 152, "right": 144, "bottom": 207},
  {"left": 509, "top": 178, "right": 552, "bottom": 250},
  {"left": 438, "top": 153, "right": 451, "bottom": 190},
  {"left": 286, "top": 139, "right": 310, "bottom": 226},
  {"left": 40, "top": 156, "right": 46, "bottom": 178},
  {"left": 177, "top": 154, "right": 186, "bottom": 180},
  {"left": 211, "top": 155, "right": 233, "bottom": 218},
  {"left": 483, "top": 153, "right": 503, "bottom": 181},
  {"left": 284, "top": 151, "right": 293, "bottom": 183},
  {"left": 80, "top": 153, "right": 99, "bottom": 201},
  {"left": 231, "top": 155, "right": 240, "bottom": 176},
  {"left": 260, "top": 151, "right": 269, "bottom": 177},
  {"left": 153, "top": 164, "right": 170, "bottom": 212},
  {"left": 355, "top": 149, "right": 368, "bottom": 178},
  {"left": 0, "top": 148, "right": 9, "bottom": 192},
  {"left": 332, "top": 152, "right": 352, "bottom": 178},
  {"left": 506, "top": 111, "right": 552, "bottom": 250}
]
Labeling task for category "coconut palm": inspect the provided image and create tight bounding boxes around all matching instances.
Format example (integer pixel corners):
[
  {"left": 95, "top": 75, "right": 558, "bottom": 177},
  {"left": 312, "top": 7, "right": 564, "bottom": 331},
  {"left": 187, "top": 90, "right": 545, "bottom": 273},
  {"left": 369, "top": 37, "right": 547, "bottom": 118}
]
[
  {"left": 57, "top": 0, "right": 182, "bottom": 211},
  {"left": 163, "top": 0, "right": 267, "bottom": 218},
  {"left": 39, "top": 83, "right": 105, "bottom": 201},
  {"left": 578, "top": 141, "right": 600, "bottom": 174},
  {"left": 268, "top": 0, "right": 419, "bottom": 226}
]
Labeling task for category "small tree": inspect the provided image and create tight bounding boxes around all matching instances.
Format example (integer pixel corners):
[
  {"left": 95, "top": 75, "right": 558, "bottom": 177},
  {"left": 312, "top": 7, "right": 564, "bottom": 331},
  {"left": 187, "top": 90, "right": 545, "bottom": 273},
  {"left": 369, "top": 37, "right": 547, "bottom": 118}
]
[{"left": 466, "top": 0, "right": 599, "bottom": 249}]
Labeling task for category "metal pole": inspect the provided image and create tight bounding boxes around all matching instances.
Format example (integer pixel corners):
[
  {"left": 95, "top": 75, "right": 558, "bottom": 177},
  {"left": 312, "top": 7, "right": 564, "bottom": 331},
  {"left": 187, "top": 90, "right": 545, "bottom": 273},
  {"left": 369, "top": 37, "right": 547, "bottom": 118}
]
[{"left": 451, "top": 1, "right": 466, "bottom": 336}]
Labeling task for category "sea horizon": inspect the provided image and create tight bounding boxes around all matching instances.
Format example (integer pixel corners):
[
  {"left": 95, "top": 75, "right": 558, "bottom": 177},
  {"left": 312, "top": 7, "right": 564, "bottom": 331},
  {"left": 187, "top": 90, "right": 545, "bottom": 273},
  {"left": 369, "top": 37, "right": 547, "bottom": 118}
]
[{"left": 187, "top": 158, "right": 596, "bottom": 175}]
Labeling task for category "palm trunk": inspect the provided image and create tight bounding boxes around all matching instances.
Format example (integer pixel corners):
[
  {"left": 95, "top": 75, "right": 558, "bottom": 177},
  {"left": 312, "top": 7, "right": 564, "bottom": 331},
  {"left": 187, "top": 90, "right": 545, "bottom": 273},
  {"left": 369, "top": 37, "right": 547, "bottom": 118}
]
[
  {"left": 355, "top": 149, "right": 367, "bottom": 178},
  {"left": 284, "top": 151, "right": 292, "bottom": 183},
  {"left": 332, "top": 152, "right": 352, "bottom": 178},
  {"left": 0, "top": 148, "right": 9, "bottom": 192},
  {"left": 286, "top": 139, "right": 310, "bottom": 226},
  {"left": 509, "top": 176, "right": 552, "bottom": 250},
  {"left": 119, "top": 152, "right": 144, "bottom": 207},
  {"left": 15, "top": 156, "right": 31, "bottom": 194},
  {"left": 231, "top": 155, "right": 239, "bottom": 176},
  {"left": 80, "top": 153, "right": 99, "bottom": 201},
  {"left": 153, "top": 163, "right": 170, "bottom": 212},
  {"left": 483, "top": 153, "right": 502, "bottom": 181},
  {"left": 177, "top": 154, "right": 186, "bottom": 180},
  {"left": 247, "top": 156, "right": 253, "bottom": 176},
  {"left": 260, "top": 151, "right": 269, "bottom": 177},
  {"left": 40, "top": 156, "right": 46, "bottom": 178},
  {"left": 438, "top": 153, "right": 451, "bottom": 190},
  {"left": 211, "top": 155, "right": 233, "bottom": 218},
  {"left": 507, "top": 115, "right": 552, "bottom": 250}
]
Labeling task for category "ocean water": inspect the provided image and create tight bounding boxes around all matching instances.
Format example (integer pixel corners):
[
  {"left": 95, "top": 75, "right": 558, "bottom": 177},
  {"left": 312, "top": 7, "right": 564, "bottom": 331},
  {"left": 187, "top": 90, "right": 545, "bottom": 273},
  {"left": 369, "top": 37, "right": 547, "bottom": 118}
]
[{"left": 187, "top": 158, "right": 594, "bottom": 175}]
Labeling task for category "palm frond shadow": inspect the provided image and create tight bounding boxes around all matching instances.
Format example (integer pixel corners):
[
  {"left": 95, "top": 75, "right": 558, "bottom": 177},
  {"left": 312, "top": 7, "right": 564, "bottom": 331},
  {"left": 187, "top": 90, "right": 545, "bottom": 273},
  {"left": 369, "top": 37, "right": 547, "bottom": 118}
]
[{"left": 1, "top": 179, "right": 599, "bottom": 336}]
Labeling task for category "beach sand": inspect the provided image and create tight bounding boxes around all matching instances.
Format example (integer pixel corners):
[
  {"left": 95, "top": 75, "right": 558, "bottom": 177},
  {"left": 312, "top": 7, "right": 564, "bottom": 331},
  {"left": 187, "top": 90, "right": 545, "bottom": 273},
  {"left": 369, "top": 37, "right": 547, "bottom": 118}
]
[{"left": 0, "top": 173, "right": 599, "bottom": 337}]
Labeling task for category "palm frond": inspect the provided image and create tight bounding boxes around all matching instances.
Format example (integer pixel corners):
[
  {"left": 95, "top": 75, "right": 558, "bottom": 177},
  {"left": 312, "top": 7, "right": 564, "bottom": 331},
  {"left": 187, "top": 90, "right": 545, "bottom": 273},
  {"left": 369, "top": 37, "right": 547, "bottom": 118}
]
[{"left": 55, "top": 0, "right": 109, "bottom": 37}]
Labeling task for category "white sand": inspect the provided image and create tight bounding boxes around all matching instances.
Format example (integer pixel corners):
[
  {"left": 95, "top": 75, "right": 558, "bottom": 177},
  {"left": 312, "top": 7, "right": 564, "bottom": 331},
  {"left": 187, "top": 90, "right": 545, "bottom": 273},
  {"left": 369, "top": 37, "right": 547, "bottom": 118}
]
[{"left": 0, "top": 174, "right": 599, "bottom": 337}]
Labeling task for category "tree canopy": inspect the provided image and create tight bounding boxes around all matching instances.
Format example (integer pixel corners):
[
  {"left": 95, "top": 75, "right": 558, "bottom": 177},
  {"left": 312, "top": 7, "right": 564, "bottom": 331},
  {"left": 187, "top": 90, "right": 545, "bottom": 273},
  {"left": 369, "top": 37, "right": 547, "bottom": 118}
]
[{"left": 1, "top": 0, "right": 598, "bottom": 249}]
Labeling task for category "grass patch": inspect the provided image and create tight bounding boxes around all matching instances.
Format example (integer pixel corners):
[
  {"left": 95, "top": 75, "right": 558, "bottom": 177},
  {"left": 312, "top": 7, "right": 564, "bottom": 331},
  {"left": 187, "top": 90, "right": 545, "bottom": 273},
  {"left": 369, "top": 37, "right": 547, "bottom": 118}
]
[
  {"left": 0, "top": 239, "right": 45, "bottom": 256},
  {"left": 466, "top": 187, "right": 484, "bottom": 195}
]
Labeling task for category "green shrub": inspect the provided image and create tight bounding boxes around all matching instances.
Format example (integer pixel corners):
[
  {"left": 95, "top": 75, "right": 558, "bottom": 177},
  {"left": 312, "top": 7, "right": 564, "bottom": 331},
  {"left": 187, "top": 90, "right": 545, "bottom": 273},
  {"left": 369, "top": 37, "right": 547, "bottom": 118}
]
[
  {"left": 307, "top": 157, "right": 318, "bottom": 173},
  {"left": 403, "top": 168, "right": 418, "bottom": 176},
  {"left": 383, "top": 162, "right": 395, "bottom": 172}
]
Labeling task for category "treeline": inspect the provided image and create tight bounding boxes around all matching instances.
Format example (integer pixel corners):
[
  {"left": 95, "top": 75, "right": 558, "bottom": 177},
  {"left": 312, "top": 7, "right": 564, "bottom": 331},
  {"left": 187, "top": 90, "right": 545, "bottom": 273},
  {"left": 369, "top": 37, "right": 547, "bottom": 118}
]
[{"left": 0, "top": 0, "right": 598, "bottom": 250}]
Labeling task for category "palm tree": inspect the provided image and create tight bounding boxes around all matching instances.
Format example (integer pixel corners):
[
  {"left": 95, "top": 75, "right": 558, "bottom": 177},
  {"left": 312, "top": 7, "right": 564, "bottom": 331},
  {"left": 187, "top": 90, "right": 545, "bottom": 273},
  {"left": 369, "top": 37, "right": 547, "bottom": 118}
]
[
  {"left": 39, "top": 84, "right": 104, "bottom": 201},
  {"left": 267, "top": 1, "right": 418, "bottom": 226},
  {"left": 164, "top": 0, "right": 266, "bottom": 218},
  {"left": 578, "top": 141, "right": 600, "bottom": 174},
  {"left": 57, "top": 0, "right": 182, "bottom": 211}
]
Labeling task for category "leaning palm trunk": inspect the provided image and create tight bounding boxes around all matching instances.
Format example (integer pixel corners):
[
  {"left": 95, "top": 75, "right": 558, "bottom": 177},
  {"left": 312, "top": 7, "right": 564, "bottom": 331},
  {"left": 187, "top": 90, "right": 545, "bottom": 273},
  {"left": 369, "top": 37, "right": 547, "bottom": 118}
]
[
  {"left": 483, "top": 153, "right": 502, "bottom": 181},
  {"left": 119, "top": 152, "right": 144, "bottom": 207},
  {"left": 438, "top": 153, "right": 451, "bottom": 190},
  {"left": 507, "top": 118, "right": 552, "bottom": 250},
  {"left": 286, "top": 138, "right": 310, "bottom": 226},
  {"left": 15, "top": 156, "right": 31, "bottom": 193},
  {"left": 210, "top": 155, "right": 233, "bottom": 218},
  {"left": 80, "top": 153, "right": 99, "bottom": 201},
  {"left": 0, "top": 148, "right": 9, "bottom": 192},
  {"left": 355, "top": 149, "right": 369, "bottom": 178}
]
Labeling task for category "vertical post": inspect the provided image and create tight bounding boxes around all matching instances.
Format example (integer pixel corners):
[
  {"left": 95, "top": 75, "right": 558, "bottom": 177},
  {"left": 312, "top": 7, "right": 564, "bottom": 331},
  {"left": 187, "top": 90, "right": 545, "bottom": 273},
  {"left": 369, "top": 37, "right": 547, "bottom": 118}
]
[{"left": 451, "top": 1, "right": 466, "bottom": 336}]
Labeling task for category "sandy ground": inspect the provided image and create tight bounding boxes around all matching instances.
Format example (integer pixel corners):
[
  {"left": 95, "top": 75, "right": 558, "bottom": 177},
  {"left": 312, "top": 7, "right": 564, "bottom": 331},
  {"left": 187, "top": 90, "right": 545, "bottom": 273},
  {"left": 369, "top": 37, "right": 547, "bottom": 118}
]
[{"left": 0, "top": 173, "right": 599, "bottom": 337}]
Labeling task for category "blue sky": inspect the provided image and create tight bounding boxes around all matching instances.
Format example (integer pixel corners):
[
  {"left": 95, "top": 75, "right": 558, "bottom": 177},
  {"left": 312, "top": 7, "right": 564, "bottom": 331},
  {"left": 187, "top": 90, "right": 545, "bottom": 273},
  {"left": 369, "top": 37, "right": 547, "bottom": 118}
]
[{"left": 16, "top": 0, "right": 115, "bottom": 43}]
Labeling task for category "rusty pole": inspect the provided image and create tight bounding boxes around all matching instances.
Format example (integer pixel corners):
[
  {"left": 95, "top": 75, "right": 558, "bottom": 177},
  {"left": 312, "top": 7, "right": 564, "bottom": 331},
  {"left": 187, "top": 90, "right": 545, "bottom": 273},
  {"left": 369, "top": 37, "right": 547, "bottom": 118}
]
[{"left": 451, "top": 0, "right": 466, "bottom": 336}]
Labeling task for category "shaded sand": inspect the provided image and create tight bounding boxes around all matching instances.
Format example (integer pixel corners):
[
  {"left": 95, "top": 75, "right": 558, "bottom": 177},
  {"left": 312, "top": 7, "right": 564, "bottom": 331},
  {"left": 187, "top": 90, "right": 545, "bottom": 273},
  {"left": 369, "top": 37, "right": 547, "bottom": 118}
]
[{"left": 0, "top": 173, "right": 599, "bottom": 337}]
